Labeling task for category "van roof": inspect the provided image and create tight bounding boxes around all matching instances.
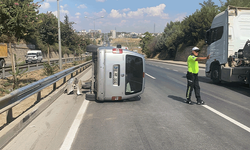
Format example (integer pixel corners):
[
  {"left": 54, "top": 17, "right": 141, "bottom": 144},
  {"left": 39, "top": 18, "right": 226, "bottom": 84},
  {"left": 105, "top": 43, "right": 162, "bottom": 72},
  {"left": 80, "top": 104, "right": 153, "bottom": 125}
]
[{"left": 27, "top": 50, "right": 42, "bottom": 53}]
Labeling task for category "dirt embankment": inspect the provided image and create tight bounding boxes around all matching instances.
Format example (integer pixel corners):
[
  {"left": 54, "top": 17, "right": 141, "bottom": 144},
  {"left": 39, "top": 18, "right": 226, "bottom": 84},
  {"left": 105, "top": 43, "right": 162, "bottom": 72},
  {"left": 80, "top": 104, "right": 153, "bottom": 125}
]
[
  {"left": 110, "top": 38, "right": 208, "bottom": 63},
  {"left": 110, "top": 38, "right": 142, "bottom": 53}
]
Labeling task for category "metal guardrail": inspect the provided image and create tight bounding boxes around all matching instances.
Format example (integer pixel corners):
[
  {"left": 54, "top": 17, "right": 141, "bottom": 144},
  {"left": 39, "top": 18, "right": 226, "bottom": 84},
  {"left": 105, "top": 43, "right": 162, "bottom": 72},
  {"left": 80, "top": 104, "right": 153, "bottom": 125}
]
[
  {"left": 0, "top": 60, "right": 92, "bottom": 123},
  {"left": 0, "top": 57, "right": 85, "bottom": 78}
]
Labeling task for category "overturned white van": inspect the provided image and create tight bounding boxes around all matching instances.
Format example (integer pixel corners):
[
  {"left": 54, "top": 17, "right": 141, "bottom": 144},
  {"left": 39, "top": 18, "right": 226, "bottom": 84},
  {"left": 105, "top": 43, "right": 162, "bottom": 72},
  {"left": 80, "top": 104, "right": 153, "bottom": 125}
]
[{"left": 85, "top": 44, "right": 145, "bottom": 102}]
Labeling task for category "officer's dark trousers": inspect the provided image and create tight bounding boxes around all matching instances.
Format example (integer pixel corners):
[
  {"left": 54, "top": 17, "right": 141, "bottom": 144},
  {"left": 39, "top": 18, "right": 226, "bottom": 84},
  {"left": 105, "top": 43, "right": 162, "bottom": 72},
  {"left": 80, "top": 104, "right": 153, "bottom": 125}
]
[{"left": 186, "top": 72, "right": 201, "bottom": 101}]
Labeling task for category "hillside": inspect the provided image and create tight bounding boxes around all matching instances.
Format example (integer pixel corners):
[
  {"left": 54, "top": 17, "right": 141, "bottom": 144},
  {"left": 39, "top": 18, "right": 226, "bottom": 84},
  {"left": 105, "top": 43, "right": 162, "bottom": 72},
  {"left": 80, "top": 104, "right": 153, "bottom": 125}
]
[{"left": 110, "top": 38, "right": 142, "bottom": 54}]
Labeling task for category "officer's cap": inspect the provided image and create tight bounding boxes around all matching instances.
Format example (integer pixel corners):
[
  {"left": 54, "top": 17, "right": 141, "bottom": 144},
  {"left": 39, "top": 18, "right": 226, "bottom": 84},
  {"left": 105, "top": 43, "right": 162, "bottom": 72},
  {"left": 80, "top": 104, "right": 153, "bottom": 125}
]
[{"left": 192, "top": 47, "right": 200, "bottom": 52}]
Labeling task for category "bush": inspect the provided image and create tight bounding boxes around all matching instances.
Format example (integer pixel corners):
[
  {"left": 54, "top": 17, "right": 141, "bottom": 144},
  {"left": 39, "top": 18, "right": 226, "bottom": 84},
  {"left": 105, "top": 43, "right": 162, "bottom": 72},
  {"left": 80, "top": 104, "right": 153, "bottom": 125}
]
[
  {"left": 72, "top": 61, "right": 79, "bottom": 66},
  {"left": 85, "top": 56, "right": 92, "bottom": 61},
  {"left": 42, "top": 62, "right": 59, "bottom": 76}
]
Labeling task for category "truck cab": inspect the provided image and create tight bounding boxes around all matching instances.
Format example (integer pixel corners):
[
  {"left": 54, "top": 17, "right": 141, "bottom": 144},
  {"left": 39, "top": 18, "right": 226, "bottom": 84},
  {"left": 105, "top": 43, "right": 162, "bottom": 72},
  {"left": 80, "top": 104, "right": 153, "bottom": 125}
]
[{"left": 206, "top": 6, "right": 250, "bottom": 84}]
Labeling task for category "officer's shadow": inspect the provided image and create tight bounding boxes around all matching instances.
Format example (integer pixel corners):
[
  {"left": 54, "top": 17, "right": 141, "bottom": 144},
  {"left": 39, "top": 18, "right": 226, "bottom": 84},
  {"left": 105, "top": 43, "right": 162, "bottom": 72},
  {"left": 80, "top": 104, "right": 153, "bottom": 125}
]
[{"left": 168, "top": 95, "right": 187, "bottom": 104}]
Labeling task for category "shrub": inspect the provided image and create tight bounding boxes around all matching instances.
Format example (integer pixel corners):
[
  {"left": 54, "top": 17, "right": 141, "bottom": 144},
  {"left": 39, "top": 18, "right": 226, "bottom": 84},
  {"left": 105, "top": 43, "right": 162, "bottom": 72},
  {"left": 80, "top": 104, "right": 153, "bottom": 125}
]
[{"left": 42, "top": 62, "right": 59, "bottom": 76}]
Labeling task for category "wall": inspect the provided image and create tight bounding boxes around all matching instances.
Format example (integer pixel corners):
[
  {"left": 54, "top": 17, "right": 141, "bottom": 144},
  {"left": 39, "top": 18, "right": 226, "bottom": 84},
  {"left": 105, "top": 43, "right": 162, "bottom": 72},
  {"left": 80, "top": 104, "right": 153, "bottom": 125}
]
[
  {"left": 174, "top": 46, "right": 208, "bottom": 64},
  {"left": 5, "top": 44, "right": 74, "bottom": 63}
]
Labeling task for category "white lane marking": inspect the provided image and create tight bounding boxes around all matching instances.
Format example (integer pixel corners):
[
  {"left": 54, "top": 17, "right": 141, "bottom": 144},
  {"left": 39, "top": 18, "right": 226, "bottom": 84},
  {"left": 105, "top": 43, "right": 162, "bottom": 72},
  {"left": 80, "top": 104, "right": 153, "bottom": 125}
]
[
  {"left": 173, "top": 69, "right": 178, "bottom": 72},
  {"left": 146, "top": 73, "right": 156, "bottom": 80},
  {"left": 60, "top": 100, "right": 90, "bottom": 150},
  {"left": 149, "top": 61, "right": 250, "bottom": 132},
  {"left": 203, "top": 105, "right": 250, "bottom": 133}
]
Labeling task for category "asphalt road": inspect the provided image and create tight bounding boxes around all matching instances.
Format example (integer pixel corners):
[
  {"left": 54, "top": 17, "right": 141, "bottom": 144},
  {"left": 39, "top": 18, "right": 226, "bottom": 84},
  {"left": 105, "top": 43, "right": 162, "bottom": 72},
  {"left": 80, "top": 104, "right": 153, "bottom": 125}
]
[{"left": 3, "top": 60, "right": 250, "bottom": 150}]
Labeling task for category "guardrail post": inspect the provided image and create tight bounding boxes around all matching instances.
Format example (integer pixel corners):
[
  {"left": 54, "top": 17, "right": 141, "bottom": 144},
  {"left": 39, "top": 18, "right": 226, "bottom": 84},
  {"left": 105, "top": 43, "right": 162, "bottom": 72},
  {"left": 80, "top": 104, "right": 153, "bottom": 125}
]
[
  {"left": 7, "top": 108, "right": 13, "bottom": 123},
  {"left": 53, "top": 83, "right": 56, "bottom": 91},
  {"left": 63, "top": 77, "right": 66, "bottom": 83},
  {"left": 71, "top": 73, "right": 73, "bottom": 78},
  {"left": 36, "top": 91, "right": 41, "bottom": 104},
  {"left": 28, "top": 64, "right": 30, "bottom": 72},
  {"left": 36, "top": 62, "right": 38, "bottom": 68}
]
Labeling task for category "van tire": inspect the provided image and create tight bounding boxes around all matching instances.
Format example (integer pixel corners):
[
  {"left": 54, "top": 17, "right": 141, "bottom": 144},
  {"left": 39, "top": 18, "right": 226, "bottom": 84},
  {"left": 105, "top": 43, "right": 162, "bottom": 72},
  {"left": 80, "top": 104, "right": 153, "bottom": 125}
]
[
  {"left": 211, "top": 65, "right": 221, "bottom": 84},
  {"left": 85, "top": 92, "right": 96, "bottom": 101}
]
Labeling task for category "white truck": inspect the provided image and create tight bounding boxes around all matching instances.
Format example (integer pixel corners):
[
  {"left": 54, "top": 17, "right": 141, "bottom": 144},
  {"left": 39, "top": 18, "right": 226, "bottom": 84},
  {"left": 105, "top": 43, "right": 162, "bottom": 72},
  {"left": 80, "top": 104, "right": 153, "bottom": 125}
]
[
  {"left": 206, "top": 6, "right": 250, "bottom": 85},
  {"left": 25, "top": 50, "right": 43, "bottom": 63}
]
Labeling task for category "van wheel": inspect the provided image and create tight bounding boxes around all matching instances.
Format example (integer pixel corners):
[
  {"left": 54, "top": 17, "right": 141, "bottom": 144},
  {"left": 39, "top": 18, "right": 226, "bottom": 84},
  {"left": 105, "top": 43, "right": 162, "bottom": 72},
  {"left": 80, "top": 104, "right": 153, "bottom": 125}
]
[{"left": 211, "top": 65, "right": 221, "bottom": 84}]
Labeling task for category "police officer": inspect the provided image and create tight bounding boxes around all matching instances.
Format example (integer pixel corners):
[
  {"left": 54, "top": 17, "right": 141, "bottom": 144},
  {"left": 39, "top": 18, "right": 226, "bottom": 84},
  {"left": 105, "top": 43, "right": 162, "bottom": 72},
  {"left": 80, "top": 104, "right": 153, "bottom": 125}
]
[{"left": 185, "top": 47, "right": 210, "bottom": 105}]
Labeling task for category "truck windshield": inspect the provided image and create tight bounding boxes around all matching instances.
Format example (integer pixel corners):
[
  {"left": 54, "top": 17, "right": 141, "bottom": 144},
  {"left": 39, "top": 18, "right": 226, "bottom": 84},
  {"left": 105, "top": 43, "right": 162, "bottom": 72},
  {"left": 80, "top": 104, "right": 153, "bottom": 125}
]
[{"left": 125, "top": 55, "right": 143, "bottom": 95}]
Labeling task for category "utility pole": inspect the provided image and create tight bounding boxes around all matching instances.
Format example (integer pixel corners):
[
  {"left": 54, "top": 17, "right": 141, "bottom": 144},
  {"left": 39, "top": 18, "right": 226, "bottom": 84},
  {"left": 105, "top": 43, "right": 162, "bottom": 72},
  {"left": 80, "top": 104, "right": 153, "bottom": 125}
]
[
  {"left": 85, "top": 16, "right": 104, "bottom": 42},
  {"left": 57, "top": 0, "right": 62, "bottom": 70},
  {"left": 154, "top": 23, "right": 155, "bottom": 34}
]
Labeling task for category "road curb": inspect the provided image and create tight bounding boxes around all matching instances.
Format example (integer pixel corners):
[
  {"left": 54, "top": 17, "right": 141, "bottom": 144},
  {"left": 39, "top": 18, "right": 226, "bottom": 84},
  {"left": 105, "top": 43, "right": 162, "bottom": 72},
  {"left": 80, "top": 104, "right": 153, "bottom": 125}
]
[{"left": 0, "top": 66, "right": 92, "bottom": 149}]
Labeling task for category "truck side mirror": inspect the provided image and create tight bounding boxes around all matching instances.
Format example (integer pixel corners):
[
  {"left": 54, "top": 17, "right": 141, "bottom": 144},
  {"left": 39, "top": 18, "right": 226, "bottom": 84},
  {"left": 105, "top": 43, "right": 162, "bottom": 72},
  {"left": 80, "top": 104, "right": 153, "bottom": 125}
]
[{"left": 206, "top": 29, "right": 211, "bottom": 45}]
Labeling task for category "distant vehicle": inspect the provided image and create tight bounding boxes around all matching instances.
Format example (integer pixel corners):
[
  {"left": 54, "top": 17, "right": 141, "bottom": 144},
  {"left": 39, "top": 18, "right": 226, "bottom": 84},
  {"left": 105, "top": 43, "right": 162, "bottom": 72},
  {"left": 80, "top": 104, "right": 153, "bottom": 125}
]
[
  {"left": 86, "top": 44, "right": 145, "bottom": 102},
  {"left": 206, "top": 6, "right": 250, "bottom": 85},
  {"left": 25, "top": 50, "right": 43, "bottom": 63},
  {"left": 0, "top": 43, "right": 7, "bottom": 68}
]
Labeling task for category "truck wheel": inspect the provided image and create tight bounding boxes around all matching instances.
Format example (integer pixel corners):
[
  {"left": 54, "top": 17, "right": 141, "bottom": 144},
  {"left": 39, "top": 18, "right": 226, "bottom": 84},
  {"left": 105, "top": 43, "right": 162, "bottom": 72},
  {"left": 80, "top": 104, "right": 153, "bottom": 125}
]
[
  {"left": 248, "top": 71, "right": 250, "bottom": 88},
  {"left": 0, "top": 60, "right": 4, "bottom": 69},
  {"left": 211, "top": 65, "right": 221, "bottom": 84}
]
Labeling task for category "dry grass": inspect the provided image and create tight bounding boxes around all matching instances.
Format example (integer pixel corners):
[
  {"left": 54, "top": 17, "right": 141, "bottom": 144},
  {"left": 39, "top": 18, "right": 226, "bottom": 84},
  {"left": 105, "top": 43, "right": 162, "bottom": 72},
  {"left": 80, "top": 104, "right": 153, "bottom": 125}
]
[
  {"left": 111, "top": 38, "right": 142, "bottom": 53},
  {"left": 0, "top": 61, "right": 86, "bottom": 129}
]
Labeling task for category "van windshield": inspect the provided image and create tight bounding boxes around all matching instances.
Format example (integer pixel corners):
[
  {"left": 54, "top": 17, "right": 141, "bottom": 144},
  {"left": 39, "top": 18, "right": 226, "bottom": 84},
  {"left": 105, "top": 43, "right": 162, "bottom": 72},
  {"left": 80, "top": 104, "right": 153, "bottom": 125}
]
[
  {"left": 125, "top": 55, "right": 143, "bottom": 95},
  {"left": 27, "top": 53, "right": 37, "bottom": 56}
]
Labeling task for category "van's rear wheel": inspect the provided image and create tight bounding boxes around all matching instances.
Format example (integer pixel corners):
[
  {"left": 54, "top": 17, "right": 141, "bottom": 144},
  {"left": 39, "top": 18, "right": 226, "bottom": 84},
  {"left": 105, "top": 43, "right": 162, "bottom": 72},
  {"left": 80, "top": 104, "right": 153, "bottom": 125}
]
[{"left": 211, "top": 65, "right": 221, "bottom": 84}]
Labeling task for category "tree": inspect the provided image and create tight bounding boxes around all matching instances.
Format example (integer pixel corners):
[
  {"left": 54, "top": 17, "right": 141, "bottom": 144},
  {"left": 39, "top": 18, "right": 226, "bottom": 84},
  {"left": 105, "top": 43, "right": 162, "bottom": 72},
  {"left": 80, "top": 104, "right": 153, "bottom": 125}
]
[
  {"left": 139, "top": 32, "right": 154, "bottom": 57},
  {"left": 39, "top": 12, "right": 58, "bottom": 64},
  {"left": 0, "top": 0, "right": 40, "bottom": 41},
  {"left": 164, "top": 21, "right": 184, "bottom": 56},
  {"left": 220, "top": 0, "right": 250, "bottom": 11},
  {"left": 0, "top": 0, "right": 41, "bottom": 89},
  {"left": 61, "top": 15, "right": 75, "bottom": 50}
]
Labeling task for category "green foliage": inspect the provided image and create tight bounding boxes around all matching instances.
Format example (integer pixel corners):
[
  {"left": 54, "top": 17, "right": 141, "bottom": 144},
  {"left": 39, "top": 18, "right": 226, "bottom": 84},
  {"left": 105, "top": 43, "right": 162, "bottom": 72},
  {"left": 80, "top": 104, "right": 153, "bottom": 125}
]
[
  {"left": 85, "top": 56, "right": 92, "bottom": 61},
  {"left": 139, "top": 32, "right": 154, "bottom": 57},
  {"left": 39, "top": 12, "right": 58, "bottom": 46},
  {"left": 219, "top": 0, "right": 250, "bottom": 11},
  {"left": 3, "top": 81, "right": 11, "bottom": 87},
  {"left": 9, "top": 54, "right": 28, "bottom": 89},
  {"left": 0, "top": 0, "right": 40, "bottom": 42},
  {"left": 42, "top": 62, "right": 59, "bottom": 76},
  {"left": 142, "top": 0, "right": 221, "bottom": 59},
  {"left": 72, "top": 61, "right": 79, "bottom": 66},
  {"left": 0, "top": 88, "right": 10, "bottom": 95},
  {"left": 0, "top": 1, "right": 94, "bottom": 57}
]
